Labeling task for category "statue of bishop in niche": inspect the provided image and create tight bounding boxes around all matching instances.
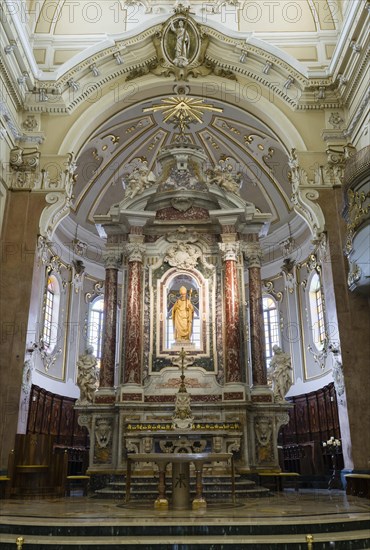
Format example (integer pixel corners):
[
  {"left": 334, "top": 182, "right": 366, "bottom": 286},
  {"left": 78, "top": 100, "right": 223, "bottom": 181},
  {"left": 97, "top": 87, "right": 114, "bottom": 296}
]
[{"left": 172, "top": 286, "right": 194, "bottom": 342}]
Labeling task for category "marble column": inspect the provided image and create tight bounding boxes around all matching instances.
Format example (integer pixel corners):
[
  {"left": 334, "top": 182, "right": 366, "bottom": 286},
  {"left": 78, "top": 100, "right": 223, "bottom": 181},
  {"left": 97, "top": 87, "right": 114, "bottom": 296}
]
[
  {"left": 219, "top": 242, "right": 242, "bottom": 383},
  {"left": 124, "top": 242, "right": 146, "bottom": 384},
  {"left": 99, "top": 250, "right": 121, "bottom": 388},
  {"left": 243, "top": 242, "right": 267, "bottom": 386}
]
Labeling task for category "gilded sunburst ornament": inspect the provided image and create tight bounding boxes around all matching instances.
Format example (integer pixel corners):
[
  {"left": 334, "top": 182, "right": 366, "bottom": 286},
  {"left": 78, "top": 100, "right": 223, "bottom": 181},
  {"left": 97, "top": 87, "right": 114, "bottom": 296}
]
[{"left": 143, "top": 96, "right": 223, "bottom": 133}]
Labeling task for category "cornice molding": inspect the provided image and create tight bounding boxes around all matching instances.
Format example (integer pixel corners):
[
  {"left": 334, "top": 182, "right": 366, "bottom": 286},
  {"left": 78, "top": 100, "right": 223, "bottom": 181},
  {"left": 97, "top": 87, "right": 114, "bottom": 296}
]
[{"left": 3, "top": 7, "right": 368, "bottom": 115}]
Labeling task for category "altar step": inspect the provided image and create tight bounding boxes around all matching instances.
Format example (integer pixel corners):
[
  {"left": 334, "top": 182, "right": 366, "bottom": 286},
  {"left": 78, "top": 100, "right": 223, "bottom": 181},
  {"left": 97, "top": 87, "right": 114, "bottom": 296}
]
[
  {"left": 93, "top": 474, "right": 270, "bottom": 500},
  {"left": 1, "top": 513, "right": 369, "bottom": 549}
]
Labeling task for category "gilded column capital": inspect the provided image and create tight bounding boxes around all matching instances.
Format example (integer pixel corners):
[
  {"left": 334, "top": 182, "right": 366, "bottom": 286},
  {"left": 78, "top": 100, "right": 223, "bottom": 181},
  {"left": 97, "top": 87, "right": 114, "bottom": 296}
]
[
  {"left": 242, "top": 242, "right": 263, "bottom": 268},
  {"left": 124, "top": 243, "right": 146, "bottom": 263},
  {"left": 218, "top": 241, "right": 240, "bottom": 262},
  {"left": 103, "top": 249, "right": 122, "bottom": 269}
]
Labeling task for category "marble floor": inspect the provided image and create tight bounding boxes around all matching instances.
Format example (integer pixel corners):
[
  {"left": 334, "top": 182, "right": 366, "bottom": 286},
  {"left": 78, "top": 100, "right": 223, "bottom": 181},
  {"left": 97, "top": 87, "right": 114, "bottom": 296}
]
[{"left": 0, "top": 490, "right": 369, "bottom": 548}]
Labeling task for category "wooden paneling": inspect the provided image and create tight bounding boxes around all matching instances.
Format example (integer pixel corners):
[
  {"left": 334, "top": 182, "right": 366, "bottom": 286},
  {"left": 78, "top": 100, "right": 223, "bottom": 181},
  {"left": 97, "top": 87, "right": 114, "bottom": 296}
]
[
  {"left": 27, "top": 385, "right": 88, "bottom": 448},
  {"left": 279, "top": 383, "right": 342, "bottom": 475},
  {"left": 279, "top": 383, "right": 340, "bottom": 446}
]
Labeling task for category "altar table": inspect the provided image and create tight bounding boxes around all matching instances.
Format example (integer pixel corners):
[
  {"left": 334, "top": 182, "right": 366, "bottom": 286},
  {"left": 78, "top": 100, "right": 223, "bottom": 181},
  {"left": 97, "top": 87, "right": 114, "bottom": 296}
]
[{"left": 126, "top": 452, "right": 233, "bottom": 510}]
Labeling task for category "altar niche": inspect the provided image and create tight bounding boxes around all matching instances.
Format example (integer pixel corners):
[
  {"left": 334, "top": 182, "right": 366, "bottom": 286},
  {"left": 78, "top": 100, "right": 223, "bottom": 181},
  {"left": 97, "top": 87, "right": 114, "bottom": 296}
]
[{"left": 155, "top": 268, "right": 211, "bottom": 359}]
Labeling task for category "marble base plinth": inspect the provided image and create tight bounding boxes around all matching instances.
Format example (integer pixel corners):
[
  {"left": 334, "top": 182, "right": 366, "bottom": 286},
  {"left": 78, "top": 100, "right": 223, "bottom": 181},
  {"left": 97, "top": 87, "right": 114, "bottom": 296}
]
[{"left": 171, "top": 342, "right": 196, "bottom": 351}]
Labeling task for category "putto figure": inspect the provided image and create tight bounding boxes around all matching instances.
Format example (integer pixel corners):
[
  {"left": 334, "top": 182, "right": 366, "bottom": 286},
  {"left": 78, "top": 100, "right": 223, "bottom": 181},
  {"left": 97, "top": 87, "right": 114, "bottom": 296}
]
[{"left": 172, "top": 286, "right": 194, "bottom": 342}]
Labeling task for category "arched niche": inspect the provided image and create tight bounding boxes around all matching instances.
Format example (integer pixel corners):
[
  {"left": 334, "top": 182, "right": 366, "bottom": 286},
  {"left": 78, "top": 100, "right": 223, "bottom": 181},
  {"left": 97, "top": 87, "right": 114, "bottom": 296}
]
[{"left": 153, "top": 266, "right": 212, "bottom": 365}]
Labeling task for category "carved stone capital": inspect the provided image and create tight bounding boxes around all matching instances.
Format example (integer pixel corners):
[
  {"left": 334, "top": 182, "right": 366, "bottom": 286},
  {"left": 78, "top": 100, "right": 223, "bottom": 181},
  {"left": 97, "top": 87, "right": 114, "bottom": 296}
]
[
  {"left": 124, "top": 243, "right": 146, "bottom": 263},
  {"left": 103, "top": 249, "right": 122, "bottom": 269},
  {"left": 242, "top": 242, "right": 263, "bottom": 267},
  {"left": 219, "top": 241, "right": 240, "bottom": 262}
]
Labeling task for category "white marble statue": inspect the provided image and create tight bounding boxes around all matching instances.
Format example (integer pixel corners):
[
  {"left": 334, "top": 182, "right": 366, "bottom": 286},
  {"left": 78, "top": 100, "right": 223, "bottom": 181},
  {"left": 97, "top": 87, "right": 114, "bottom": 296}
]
[
  {"left": 76, "top": 346, "right": 98, "bottom": 403},
  {"left": 270, "top": 345, "right": 293, "bottom": 402},
  {"left": 170, "top": 18, "right": 190, "bottom": 67}
]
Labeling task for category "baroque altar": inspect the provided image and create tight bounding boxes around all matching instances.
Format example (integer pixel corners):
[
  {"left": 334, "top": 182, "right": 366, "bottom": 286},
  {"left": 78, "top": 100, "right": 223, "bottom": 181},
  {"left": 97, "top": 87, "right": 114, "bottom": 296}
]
[
  {"left": 76, "top": 133, "right": 291, "bottom": 483},
  {"left": 75, "top": 78, "right": 292, "bottom": 484}
]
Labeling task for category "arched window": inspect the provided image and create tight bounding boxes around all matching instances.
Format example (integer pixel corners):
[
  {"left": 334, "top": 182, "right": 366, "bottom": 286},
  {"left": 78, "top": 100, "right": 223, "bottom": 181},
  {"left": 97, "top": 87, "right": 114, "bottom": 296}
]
[
  {"left": 263, "top": 296, "right": 280, "bottom": 368},
  {"left": 308, "top": 272, "right": 326, "bottom": 350},
  {"left": 87, "top": 297, "right": 104, "bottom": 361},
  {"left": 42, "top": 274, "right": 60, "bottom": 353}
]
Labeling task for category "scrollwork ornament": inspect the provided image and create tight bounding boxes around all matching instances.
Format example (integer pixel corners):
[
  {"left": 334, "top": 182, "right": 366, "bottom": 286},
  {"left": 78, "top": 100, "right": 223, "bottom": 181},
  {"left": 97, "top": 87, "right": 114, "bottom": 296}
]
[
  {"left": 37, "top": 235, "right": 52, "bottom": 265},
  {"left": 306, "top": 253, "right": 321, "bottom": 274},
  {"left": 77, "top": 414, "right": 92, "bottom": 436},
  {"left": 227, "top": 439, "right": 241, "bottom": 454},
  {"left": 344, "top": 189, "right": 370, "bottom": 257},
  {"left": 39, "top": 346, "right": 62, "bottom": 372},
  {"left": 308, "top": 341, "right": 329, "bottom": 370},
  {"left": 347, "top": 261, "right": 362, "bottom": 290},
  {"left": 85, "top": 281, "right": 104, "bottom": 303},
  {"left": 276, "top": 413, "right": 290, "bottom": 432},
  {"left": 288, "top": 148, "right": 325, "bottom": 241},
  {"left": 263, "top": 280, "right": 283, "bottom": 301},
  {"left": 280, "top": 259, "right": 296, "bottom": 294}
]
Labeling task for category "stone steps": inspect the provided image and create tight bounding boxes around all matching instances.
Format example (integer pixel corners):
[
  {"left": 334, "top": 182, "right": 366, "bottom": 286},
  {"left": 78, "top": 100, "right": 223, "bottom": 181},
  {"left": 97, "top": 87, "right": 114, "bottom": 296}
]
[
  {"left": 93, "top": 474, "right": 270, "bottom": 500},
  {"left": 1, "top": 518, "right": 369, "bottom": 549}
]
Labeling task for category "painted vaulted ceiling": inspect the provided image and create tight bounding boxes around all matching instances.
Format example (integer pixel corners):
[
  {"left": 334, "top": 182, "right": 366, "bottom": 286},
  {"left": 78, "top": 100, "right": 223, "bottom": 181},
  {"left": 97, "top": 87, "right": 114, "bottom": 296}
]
[{"left": 2, "top": 1, "right": 368, "bottom": 269}]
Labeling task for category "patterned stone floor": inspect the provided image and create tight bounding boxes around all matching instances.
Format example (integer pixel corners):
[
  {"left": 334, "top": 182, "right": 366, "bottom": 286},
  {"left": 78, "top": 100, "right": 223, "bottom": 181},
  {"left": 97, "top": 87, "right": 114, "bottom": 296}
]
[{"left": 0, "top": 490, "right": 369, "bottom": 548}]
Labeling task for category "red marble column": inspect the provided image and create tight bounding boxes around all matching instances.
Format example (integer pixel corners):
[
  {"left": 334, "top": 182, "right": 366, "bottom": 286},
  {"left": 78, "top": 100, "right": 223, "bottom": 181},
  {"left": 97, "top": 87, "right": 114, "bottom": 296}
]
[
  {"left": 219, "top": 242, "right": 242, "bottom": 383},
  {"left": 124, "top": 243, "right": 145, "bottom": 384},
  {"left": 99, "top": 251, "right": 121, "bottom": 388},
  {"left": 244, "top": 242, "right": 267, "bottom": 386}
]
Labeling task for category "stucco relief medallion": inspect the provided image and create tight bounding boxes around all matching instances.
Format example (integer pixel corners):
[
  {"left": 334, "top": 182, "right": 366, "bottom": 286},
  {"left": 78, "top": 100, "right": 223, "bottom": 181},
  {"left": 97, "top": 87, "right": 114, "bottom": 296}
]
[
  {"left": 152, "top": 10, "right": 208, "bottom": 80},
  {"left": 164, "top": 242, "right": 201, "bottom": 270},
  {"left": 163, "top": 15, "right": 200, "bottom": 69}
]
